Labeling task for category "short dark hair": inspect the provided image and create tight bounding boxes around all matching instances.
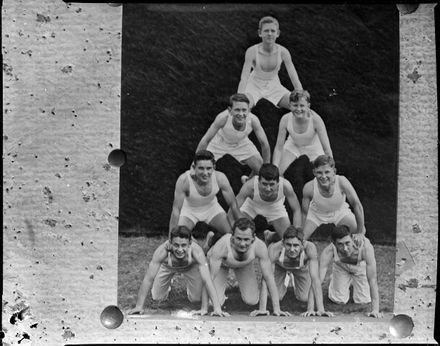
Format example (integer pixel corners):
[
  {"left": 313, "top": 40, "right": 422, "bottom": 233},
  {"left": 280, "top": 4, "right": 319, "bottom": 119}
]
[
  {"left": 312, "top": 155, "right": 335, "bottom": 170},
  {"left": 170, "top": 225, "right": 192, "bottom": 241},
  {"left": 259, "top": 163, "right": 280, "bottom": 182},
  {"left": 191, "top": 222, "right": 211, "bottom": 240},
  {"left": 229, "top": 93, "right": 250, "bottom": 107},
  {"left": 283, "top": 225, "right": 304, "bottom": 242},
  {"left": 289, "top": 89, "right": 311, "bottom": 104},
  {"left": 233, "top": 217, "right": 256, "bottom": 236},
  {"left": 331, "top": 225, "right": 351, "bottom": 243},
  {"left": 193, "top": 150, "right": 216, "bottom": 166}
]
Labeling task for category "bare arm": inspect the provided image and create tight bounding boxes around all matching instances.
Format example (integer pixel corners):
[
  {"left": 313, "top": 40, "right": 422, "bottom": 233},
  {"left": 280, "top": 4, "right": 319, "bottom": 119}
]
[
  {"left": 169, "top": 174, "right": 187, "bottom": 235},
  {"left": 218, "top": 171, "right": 243, "bottom": 222},
  {"left": 207, "top": 241, "right": 225, "bottom": 282},
  {"left": 283, "top": 180, "right": 302, "bottom": 229},
  {"left": 272, "top": 115, "right": 289, "bottom": 168},
  {"left": 127, "top": 246, "right": 167, "bottom": 314},
  {"left": 364, "top": 241, "right": 382, "bottom": 317},
  {"left": 256, "top": 241, "right": 290, "bottom": 316},
  {"left": 340, "top": 176, "right": 366, "bottom": 235},
  {"left": 313, "top": 112, "right": 333, "bottom": 158},
  {"left": 251, "top": 244, "right": 278, "bottom": 316},
  {"left": 303, "top": 245, "right": 335, "bottom": 317},
  {"left": 192, "top": 245, "right": 229, "bottom": 317},
  {"left": 281, "top": 47, "right": 302, "bottom": 91},
  {"left": 251, "top": 115, "right": 271, "bottom": 163},
  {"left": 301, "top": 181, "right": 313, "bottom": 228},
  {"left": 196, "top": 112, "right": 228, "bottom": 152},
  {"left": 319, "top": 244, "right": 334, "bottom": 283},
  {"left": 227, "top": 180, "right": 252, "bottom": 224},
  {"left": 251, "top": 270, "right": 270, "bottom": 317},
  {"left": 237, "top": 47, "right": 254, "bottom": 93},
  {"left": 307, "top": 244, "right": 332, "bottom": 316}
]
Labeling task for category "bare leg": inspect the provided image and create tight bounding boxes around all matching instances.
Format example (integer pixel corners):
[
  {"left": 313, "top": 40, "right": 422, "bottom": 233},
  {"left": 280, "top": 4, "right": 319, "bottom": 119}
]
[
  {"left": 178, "top": 216, "right": 195, "bottom": 231},
  {"left": 209, "top": 212, "right": 232, "bottom": 235},
  {"left": 263, "top": 217, "right": 290, "bottom": 245},
  {"left": 336, "top": 213, "right": 357, "bottom": 234},
  {"left": 243, "top": 154, "right": 263, "bottom": 179},
  {"left": 277, "top": 93, "right": 291, "bottom": 111},
  {"left": 263, "top": 230, "right": 279, "bottom": 245},
  {"left": 270, "top": 217, "right": 291, "bottom": 239},
  {"left": 303, "top": 219, "right": 320, "bottom": 241},
  {"left": 278, "top": 149, "right": 298, "bottom": 176}
]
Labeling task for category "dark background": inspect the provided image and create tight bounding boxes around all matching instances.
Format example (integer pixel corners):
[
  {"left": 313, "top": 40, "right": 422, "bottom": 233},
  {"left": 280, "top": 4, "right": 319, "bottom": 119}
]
[{"left": 119, "top": 4, "right": 399, "bottom": 244}]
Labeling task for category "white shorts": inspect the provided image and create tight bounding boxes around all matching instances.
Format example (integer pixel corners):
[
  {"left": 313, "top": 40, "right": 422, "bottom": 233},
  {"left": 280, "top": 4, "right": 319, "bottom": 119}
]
[
  {"left": 328, "top": 261, "right": 371, "bottom": 304},
  {"left": 306, "top": 202, "right": 353, "bottom": 226},
  {"left": 240, "top": 198, "right": 288, "bottom": 223},
  {"left": 207, "top": 137, "right": 260, "bottom": 163},
  {"left": 283, "top": 136, "right": 324, "bottom": 162},
  {"left": 245, "top": 75, "right": 289, "bottom": 106},
  {"left": 179, "top": 200, "right": 225, "bottom": 225}
]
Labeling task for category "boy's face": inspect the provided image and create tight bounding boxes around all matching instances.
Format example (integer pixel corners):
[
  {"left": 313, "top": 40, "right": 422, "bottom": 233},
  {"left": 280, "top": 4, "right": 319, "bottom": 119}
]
[
  {"left": 259, "top": 22, "right": 280, "bottom": 43},
  {"left": 232, "top": 228, "right": 255, "bottom": 254},
  {"left": 335, "top": 235, "right": 355, "bottom": 257},
  {"left": 283, "top": 237, "right": 303, "bottom": 259},
  {"left": 290, "top": 97, "right": 310, "bottom": 119},
  {"left": 193, "top": 159, "right": 214, "bottom": 184},
  {"left": 258, "top": 177, "right": 278, "bottom": 198},
  {"left": 229, "top": 101, "right": 249, "bottom": 127},
  {"left": 170, "top": 236, "right": 191, "bottom": 259},
  {"left": 313, "top": 164, "right": 336, "bottom": 188}
]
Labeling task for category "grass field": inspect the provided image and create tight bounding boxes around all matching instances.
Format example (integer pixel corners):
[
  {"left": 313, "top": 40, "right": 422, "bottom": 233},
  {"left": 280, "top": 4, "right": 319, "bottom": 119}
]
[{"left": 118, "top": 235, "right": 395, "bottom": 315}]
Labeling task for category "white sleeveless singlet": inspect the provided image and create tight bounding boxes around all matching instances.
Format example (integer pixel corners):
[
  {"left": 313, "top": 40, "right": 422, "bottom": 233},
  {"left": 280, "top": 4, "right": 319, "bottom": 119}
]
[
  {"left": 251, "top": 43, "right": 282, "bottom": 81},
  {"left": 309, "top": 175, "right": 346, "bottom": 214},
  {"left": 184, "top": 170, "right": 219, "bottom": 208},
  {"left": 216, "top": 110, "right": 254, "bottom": 145},
  {"left": 252, "top": 175, "right": 285, "bottom": 207}
]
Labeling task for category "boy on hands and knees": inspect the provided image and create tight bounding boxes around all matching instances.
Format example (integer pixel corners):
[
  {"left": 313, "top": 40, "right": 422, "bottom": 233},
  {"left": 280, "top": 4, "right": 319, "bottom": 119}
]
[
  {"left": 126, "top": 226, "right": 229, "bottom": 317},
  {"left": 250, "top": 226, "right": 333, "bottom": 317},
  {"left": 230, "top": 163, "right": 302, "bottom": 245},
  {"left": 196, "top": 93, "right": 271, "bottom": 183},
  {"left": 302, "top": 155, "right": 366, "bottom": 242},
  {"left": 238, "top": 16, "right": 303, "bottom": 111},
  {"left": 319, "top": 225, "right": 382, "bottom": 318},
  {"left": 169, "top": 150, "right": 243, "bottom": 237},
  {"left": 206, "top": 217, "right": 290, "bottom": 317}
]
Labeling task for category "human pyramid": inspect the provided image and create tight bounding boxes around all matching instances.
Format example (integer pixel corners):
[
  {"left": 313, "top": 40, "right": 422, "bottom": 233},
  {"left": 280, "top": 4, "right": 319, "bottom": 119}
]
[{"left": 127, "top": 16, "right": 383, "bottom": 319}]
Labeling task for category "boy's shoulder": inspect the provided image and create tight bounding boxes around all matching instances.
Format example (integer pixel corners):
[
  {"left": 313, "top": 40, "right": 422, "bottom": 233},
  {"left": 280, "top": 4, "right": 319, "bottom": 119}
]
[
  {"left": 276, "top": 43, "right": 290, "bottom": 52},
  {"left": 246, "top": 43, "right": 259, "bottom": 52}
]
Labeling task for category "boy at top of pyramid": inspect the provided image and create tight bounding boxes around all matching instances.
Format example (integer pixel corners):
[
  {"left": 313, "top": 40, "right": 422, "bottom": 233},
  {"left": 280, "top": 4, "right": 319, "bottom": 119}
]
[{"left": 237, "top": 16, "right": 303, "bottom": 111}]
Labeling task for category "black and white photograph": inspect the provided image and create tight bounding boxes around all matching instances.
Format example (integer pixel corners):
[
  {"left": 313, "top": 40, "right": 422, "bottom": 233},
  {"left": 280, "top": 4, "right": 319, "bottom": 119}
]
[
  {"left": 118, "top": 3, "right": 399, "bottom": 322},
  {"left": 2, "top": 1, "right": 437, "bottom": 344}
]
